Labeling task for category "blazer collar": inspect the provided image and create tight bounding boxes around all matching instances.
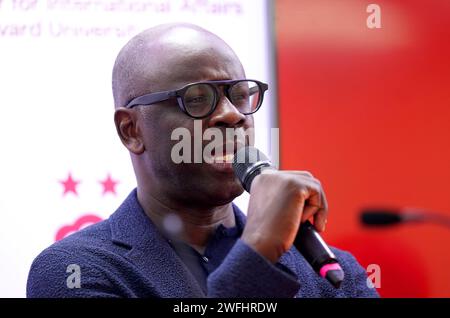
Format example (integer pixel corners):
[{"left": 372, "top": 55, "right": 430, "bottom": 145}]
[
  {"left": 108, "top": 188, "right": 296, "bottom": 296},
  {"left": 109, "top": 189, "right": 246, "bottom": 248},
  {"left": 109, "top": 189, "right": 204, "bottom": 297}
]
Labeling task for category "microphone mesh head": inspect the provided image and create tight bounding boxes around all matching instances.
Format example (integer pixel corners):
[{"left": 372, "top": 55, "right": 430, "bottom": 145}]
[{"left": 232, "top": 146, "right": 269, "bottom": 187}]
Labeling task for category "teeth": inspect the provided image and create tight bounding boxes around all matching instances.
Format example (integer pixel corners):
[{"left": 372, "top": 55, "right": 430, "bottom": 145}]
[
  {"left": 213, "top": 153, "right": 234, "bottom": 163},
  {"left": 224, "top": 154, "right": 234, "bottom": 161}
]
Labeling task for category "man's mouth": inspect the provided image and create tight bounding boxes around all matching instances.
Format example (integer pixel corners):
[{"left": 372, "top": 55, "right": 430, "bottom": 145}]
[
  {"left": 210, "top": 153, "right": 234, "bottom": 163},
  {"left": 206, "top": 141, "right": 245, "bottom": 164}
]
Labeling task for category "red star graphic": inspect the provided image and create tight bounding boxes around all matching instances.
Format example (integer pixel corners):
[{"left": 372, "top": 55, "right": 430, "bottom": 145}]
[
  {"left": 60, "top": 172, "right": 80, "bottom": 196},
  {"left": 100, "top": 173, "right": 119, "bottom": 196}
]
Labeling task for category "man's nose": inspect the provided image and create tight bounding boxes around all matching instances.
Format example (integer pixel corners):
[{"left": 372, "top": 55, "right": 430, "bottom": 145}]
[{"left": 207, "top": 96, "right": 246, "bottom": 128}]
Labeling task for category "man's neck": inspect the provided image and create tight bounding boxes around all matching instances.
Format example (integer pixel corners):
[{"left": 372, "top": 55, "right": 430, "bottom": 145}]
[{"left": 137, "top": 188, "right": 236, "bottom": 254}]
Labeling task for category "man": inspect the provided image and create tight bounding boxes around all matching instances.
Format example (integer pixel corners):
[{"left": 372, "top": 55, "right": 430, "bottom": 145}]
[{"left": 27, "top": 23, "right": 378, "bottom": 297}]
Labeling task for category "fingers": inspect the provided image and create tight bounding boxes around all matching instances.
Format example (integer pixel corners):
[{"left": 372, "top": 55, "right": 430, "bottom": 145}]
[
  {"left": 268, "top": 170, "right": 314, "bottom": 177},
  {"left": 261, "top": 169, "right": 329, "bottom": 232},
  {"left": 292, "top": 172, "right": 328, "bottom": 232},
  {"left": 310, "top": 182, "right": 328, "bottom": 232},
  {"left": 314, "top": 209, "right": 328, "bottom": 232}
]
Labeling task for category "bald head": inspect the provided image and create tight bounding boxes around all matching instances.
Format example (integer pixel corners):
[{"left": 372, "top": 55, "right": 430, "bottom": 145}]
[{"left": 112, "top": 23, "right": 244, "bottom": 108}]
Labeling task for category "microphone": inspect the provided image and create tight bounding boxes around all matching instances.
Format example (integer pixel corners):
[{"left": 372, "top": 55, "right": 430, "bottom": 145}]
[
  {"left": 360, "top": 209, "right": 404, "bottom": 225},
  {"left": 232, "top": 146, "right": 344, "bottom": 288},
  {"left": 361, "top": 208, "right": 450, "bottom": 228}
]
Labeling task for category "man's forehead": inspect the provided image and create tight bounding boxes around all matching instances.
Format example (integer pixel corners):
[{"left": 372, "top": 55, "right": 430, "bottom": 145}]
[
  {"left": 112, "top": 23, "right": 244, "bottom": 107},
  {"left": 138, "top": 29, "right": 243, "bottom": 88},
  {"left": 135, "top": 24, "right": 234, "bottom": 59},
  {"left": 155, "top": 26, "right": 216, "bottom": 48}
]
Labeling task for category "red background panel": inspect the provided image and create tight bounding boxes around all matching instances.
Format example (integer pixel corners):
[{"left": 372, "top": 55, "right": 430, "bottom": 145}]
[{"left": 275, "top": 0, "right": 450, "bottom": 297}]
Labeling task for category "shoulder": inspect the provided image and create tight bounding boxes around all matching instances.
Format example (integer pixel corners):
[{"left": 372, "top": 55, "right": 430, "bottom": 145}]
[
  {"left": 331, "top": 247, "right": 364, "bottom": 272},
  {"left": 36, "top": 217, "right": 116, "bottom": 262},
  {"left": 327, "top": 247, "right": 379, "bottom": 297},
  {"left": 287, "top": 245, "right": 379, "bottom": 297},
  {"left": 26, "top": 219, "right": 125, "bottom": 298}
]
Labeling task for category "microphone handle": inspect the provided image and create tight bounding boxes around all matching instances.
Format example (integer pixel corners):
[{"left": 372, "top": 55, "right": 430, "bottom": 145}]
[
  {"left": 232, "top": 146, "right": 344, "bottom": 288},
  {"left": 244, "top": 163, "right": 344, "bottom": 288},
  {"left": 295, "top": 220, "right": 339, "bottom": 271}
]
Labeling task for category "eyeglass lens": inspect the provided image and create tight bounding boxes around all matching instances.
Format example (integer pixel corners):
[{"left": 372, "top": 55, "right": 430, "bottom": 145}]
[{"left": 183, "top": 80, "right": 261, "bottom": 117}]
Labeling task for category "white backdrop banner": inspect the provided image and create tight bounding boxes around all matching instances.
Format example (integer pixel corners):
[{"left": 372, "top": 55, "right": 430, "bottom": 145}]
[{"left": 0, "top": 0, "right": 275, "bottom": 297}]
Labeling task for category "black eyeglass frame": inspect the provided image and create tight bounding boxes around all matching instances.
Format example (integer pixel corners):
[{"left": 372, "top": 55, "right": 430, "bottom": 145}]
[{"left": 124, "top": 79, "right": 269, "bottom": 119}]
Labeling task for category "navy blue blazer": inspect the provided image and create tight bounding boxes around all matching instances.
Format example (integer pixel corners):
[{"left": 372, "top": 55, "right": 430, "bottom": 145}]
[{"left": 27, "top": 189, "right": 379, "bottom": 298}]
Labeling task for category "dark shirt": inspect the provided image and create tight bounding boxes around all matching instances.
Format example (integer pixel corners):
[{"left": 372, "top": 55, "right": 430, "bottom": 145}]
[{"left": 169, "top": 209, "right": 244, "bottom": 293}]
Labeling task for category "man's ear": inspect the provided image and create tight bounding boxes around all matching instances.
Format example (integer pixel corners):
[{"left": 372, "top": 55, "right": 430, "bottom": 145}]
[{"left": 114, "top": 108, "right": 145, "bottom": 154}]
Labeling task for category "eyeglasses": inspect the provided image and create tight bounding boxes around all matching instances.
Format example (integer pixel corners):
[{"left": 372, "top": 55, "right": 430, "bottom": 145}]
[{"left": 125, "top": 79, "right": 269, "bottom": 119}]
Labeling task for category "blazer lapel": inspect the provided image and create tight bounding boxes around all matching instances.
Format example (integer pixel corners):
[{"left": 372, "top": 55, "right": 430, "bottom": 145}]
[{"left": 109, "top": 189, "right": 204, "bottom": 297}]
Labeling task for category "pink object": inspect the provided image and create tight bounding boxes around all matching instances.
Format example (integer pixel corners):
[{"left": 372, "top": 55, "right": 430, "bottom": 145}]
[
  {"left": 55, "top": 214, "right": 103, "bottom": 241},
  {"left": 320, "top": 263, "right": 342, "bottom": 278}
]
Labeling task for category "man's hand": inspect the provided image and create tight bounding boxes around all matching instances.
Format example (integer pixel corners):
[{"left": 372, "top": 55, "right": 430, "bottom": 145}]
[{"left": 241, "top": 170, "right": 328, "bottom": 264}]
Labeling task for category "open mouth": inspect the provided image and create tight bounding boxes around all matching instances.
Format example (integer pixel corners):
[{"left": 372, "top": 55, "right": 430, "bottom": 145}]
[
  {"left": 206, "top": 141, "right": 245, "bottom": 164},
  {"left": 210, "top": 153, "right": 234, "bottom": 163},
  {"left": 203, "top": 141, "right": 245, "bottom": 167}
]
